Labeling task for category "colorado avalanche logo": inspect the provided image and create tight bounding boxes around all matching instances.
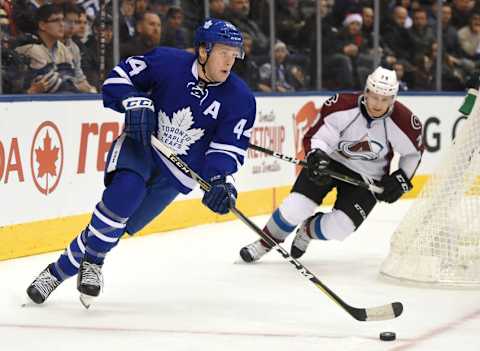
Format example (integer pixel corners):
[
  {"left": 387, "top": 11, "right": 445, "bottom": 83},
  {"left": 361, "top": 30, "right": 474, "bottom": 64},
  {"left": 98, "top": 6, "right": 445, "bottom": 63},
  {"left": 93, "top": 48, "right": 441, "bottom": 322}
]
[
  {"left": 158, "top": 107, "right": 205, "bottom": 155},
  {"left": 338, "top": 139, "right": 384, "bottom": 160}
]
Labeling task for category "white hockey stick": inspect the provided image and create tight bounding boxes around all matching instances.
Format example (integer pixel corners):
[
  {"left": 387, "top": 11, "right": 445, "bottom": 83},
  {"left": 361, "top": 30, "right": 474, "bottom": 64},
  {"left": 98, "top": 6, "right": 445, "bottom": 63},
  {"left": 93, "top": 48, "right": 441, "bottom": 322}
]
[{"left": 150, "top": 135, "right": 403, "bottom": 322}]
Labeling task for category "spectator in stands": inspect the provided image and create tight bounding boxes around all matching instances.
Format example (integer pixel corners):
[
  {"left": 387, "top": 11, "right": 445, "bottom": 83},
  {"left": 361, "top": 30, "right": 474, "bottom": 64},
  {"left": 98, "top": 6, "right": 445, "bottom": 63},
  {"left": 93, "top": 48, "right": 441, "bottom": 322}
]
[
  {"left": 0, "top": 0, "right": 13, "bottom": 37},
  {"left": 14, "top": 4, "right": 90, "bottom": 94},
  {"left": 119, "top": 0, "right": 136, "bottom": 41},
  {"left": 431, "top": 2, "right": 475, "bottom": 87},
  {"left": 151, "top": 0, "right": 177, "bottom": 21},
  {"left": 161, "top": 6, "right": 188, "bottom": 49},
  {"left": 450, "top": 0, "right": 475, "bottom": 29},
  {"left": 180, "top": 0, "right": 204, "bottom": 46},
  {"left": 437, "top": 3, "right": 462, "bottom": 56},
  {"left": 411, "top": 51, "right": 433, "bottom": 90},
  {"left": 275, "top": 0, "right": 307, "bottom": 50},
  {"left": 458, "top": 12, "right": 480, "bottom": 60},
  {"left": 383, "top": 6, "right": 414, "bottom": 63},
  {"left": 1, "top": 1, "right": 28, "bottom": 93},
  {"left": 430, "top": 42, "right": 465, "bottom": 91},
  {"left": 12, "top": 0, "right": 48, "bottom": 35},
  {"left": 331, "top": 0, "right": 372, "bottom": 28},
  {"left": 76, "top": 0, "right": 99, "bottom": 22},
  {"left": 83, "top": 14, "right": 114, "bottom": 91},
  {"left": 257, "top": 41, "right": 305, "bottom": 92},
  {"left": 393, "top": 61, "right": 409, "bottom": 91},
  {"left": 135, "top": 0, "right": 150, "bottom": 19},
  {"left": 210, "top": 0, "right": 226, "bottom": 19},
  {"left": 393, "top": 0, "right": 413, "bottom": 28},
  {"left": 121, "top": 11, "right": 161, "bottom": 59},
  {"left": 408, "top": 7, "right": 435, "bottom": 59},
  {"left": 74, "top": 7, "right": 89, "bottom": 44},
  {"left": 248, "top": 0, "right": 270, "bottom": 35},
  {"left": 299, "top": 0, "right": 352, "bottom": 90},
  {"left": 63, "top": 3, "right": 96, "bottom": 92},
  {"left": 232, "top": 32, "right": 260, "bottom": 90},
  {"left": 224, "top": 0, "right": 269, "bottom": 55},
  {"left": 334, "top": 13, "right": 374, "bottom": 89},
  {"left": 361, "top": 6, "right": 374, "bottom": 37}
]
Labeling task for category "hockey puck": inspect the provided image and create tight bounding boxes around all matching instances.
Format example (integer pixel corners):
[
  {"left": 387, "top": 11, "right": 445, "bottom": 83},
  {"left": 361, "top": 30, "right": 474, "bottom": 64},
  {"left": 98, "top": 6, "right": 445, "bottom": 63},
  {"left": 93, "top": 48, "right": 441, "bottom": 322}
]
[{"left": 379, "top": 332, "right": 396, "bottom": 341}]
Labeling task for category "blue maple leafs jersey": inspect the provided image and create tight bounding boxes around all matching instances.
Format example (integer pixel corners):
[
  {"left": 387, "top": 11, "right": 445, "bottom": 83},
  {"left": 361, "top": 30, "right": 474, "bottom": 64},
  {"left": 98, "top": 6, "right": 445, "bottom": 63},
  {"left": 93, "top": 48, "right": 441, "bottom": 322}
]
[{"left": 103, "top": 47, "right": 257, "bottom": 194}]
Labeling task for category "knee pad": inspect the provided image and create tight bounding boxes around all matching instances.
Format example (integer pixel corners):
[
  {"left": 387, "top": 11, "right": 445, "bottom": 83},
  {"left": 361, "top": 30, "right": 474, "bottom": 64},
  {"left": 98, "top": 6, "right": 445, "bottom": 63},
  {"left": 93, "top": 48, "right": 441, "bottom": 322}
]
[
  {"left": 278, "top": 192, "right": 318, "bottom": 225},
  {"left": 102, "top": 170, "right": 147, "bottom": 218},
  {"left": 265, "top": 192, "right": 318, "bottom": 241},
  {"left": 321, "top": 209, "right": 355, "bottom": 241}
]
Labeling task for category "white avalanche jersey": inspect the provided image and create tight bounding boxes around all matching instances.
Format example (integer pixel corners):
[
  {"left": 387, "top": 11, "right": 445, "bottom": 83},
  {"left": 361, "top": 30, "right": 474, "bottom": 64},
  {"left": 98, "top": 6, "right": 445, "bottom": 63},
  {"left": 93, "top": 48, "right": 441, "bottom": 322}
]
[{"left": 304, "top": 93, "right": 423, "bottom": 181}]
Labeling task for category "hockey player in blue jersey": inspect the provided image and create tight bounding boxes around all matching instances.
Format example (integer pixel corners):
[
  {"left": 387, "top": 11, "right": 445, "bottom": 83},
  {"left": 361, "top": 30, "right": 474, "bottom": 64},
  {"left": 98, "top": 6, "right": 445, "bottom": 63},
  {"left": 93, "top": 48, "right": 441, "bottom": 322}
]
[{"left": 26, "top": 18, "right": 256, "bottom": 308}]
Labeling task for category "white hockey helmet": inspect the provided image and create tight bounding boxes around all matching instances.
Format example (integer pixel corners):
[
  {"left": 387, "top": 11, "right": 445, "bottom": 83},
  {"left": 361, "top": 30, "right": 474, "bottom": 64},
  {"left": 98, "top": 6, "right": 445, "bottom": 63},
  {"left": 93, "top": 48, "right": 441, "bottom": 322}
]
[{"left": 365, "top": 66, "right": 399, "bottom": 97}]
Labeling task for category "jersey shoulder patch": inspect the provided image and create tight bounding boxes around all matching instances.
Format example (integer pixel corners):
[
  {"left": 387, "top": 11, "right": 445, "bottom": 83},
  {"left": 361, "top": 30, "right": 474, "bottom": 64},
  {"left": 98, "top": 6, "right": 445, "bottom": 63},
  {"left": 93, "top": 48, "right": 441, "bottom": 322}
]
[
  {"left": 321, "top": 93, "right": 360, "bottom": 118},
  {"left": 390, "top": 101, "right": 423, "bottom": 149}
]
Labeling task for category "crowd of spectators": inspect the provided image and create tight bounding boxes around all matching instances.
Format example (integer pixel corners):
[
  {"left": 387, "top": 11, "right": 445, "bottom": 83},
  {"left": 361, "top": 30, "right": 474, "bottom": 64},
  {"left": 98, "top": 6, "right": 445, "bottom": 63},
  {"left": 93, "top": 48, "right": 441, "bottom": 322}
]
[{"left": 1, "top": 0, "right": 479, "bottom": 94}]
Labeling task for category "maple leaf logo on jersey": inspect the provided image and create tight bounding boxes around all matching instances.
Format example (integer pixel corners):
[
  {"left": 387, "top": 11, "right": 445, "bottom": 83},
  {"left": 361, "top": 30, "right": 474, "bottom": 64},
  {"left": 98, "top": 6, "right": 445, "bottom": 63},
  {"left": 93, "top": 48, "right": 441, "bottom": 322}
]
[
  {"left": 338, "top": 136, "right": 383, "bottom": 161},
  {"left": 158, "top": 107, "right": 205, "bottom": 155}
]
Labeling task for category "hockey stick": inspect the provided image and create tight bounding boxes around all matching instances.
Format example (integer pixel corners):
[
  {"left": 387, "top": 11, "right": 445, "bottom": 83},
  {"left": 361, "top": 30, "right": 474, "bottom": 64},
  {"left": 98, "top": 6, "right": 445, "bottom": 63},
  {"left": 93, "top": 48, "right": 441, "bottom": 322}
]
[
  {"left": 248, "top": 143, "right": 383, "bottom": 194},
  {"left": 151, "top": 135, "right": 403, "bottom": 321}
]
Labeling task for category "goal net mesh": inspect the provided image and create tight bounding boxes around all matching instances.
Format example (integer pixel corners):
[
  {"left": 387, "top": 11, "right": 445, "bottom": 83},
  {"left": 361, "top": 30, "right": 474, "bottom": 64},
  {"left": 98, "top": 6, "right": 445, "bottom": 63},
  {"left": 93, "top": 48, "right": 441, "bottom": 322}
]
[{"left": 380, "top": 91, "right": 480, "bottom": 287}]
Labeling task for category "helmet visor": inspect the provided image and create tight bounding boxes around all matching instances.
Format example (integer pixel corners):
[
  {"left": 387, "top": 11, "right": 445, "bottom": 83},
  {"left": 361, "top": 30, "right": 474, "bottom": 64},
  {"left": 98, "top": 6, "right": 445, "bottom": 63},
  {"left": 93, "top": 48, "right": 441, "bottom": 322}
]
[{"left": 210, "top": 43, "right": 245, "bottom": 60}]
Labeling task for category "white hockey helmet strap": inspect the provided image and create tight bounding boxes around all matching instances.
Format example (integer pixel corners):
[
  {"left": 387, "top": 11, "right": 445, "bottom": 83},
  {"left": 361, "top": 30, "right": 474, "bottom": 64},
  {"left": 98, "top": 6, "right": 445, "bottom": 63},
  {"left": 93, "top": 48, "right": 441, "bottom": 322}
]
[{"left": 365, "top": 66, "right": 399, "bottom": 98}]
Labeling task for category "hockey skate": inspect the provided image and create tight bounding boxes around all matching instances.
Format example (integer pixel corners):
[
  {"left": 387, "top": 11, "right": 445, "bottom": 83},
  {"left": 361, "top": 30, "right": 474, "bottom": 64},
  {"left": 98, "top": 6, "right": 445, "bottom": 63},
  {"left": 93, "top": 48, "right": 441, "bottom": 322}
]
[
  {"left": 26, "top": 265, "right": 61, "bottom": 304},
  {"left": 239, "top": 239, "right": 273, "bottom": 263},
  {"left": 77, "top": 258, "right": 104, "bottom": 309},
  {"left": 291, "top": 217, "right": 315, "bottom": 259}
]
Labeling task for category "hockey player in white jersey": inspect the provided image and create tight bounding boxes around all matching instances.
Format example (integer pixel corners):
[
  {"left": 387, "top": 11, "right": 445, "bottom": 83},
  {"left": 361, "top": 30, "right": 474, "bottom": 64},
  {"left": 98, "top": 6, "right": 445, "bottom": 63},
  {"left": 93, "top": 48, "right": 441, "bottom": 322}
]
[{"left": 240, "top": 66, "right": 424, "bottom": 262}]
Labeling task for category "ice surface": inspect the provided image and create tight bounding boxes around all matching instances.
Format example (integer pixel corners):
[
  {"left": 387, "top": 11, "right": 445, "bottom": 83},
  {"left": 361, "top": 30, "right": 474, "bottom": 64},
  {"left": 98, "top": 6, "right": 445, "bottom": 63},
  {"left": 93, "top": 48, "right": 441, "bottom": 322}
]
[{"left": 1, "top": 201, "right": 479, "bottom": 351}]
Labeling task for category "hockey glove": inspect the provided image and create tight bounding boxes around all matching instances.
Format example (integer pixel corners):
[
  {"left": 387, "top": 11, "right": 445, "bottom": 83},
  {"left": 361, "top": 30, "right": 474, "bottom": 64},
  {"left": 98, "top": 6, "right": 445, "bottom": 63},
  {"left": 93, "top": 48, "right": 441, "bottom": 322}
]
[
  {"left": 122, "top": 96, "right": 157, "bottom": 146},
  {"left": 202, "top": 175, "right": 238, "bottom": 215},
  {"left": 306, "top": 149, "right": 331, "bottom": 185},
  {"left": 376, "top": 169, "right": 413, "bottom": 203}
]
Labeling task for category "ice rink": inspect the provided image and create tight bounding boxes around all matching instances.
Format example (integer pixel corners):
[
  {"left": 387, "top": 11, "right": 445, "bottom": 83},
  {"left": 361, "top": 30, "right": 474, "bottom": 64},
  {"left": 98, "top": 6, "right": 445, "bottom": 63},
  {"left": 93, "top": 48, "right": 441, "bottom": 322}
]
[{"left": 1, "top": 200, "right": 479, "bottom": 351}]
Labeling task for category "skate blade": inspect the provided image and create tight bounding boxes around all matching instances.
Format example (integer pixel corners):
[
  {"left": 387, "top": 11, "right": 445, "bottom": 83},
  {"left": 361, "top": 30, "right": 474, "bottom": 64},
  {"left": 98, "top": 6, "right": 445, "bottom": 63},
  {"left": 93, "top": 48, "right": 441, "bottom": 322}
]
[{"left": 79, "top": 294, "right": 94, "bottom": 309}]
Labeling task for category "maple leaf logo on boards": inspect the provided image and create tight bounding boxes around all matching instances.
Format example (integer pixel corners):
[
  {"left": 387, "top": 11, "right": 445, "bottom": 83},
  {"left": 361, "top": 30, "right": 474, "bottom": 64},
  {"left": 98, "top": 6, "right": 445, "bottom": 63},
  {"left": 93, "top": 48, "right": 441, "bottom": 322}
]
[
  {"left": 35, "top": 131, "right": 59, "bottom": 178},
  {"left": 30, "top": 121, "right": 64, "bottom": 195},
  {"left": 158, "top": 107, "right": 204, "bottom": 155}
]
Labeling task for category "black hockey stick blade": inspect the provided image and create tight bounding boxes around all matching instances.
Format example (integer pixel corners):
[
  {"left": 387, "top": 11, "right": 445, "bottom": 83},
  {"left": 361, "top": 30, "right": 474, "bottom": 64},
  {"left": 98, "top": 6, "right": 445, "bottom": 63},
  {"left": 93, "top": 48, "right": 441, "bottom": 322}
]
[
  {"left": 230, "top": 205, "right": 403, "bottom": 322},
  {"left": 151, "top": 135, "right": 403, "bottom": 322},
  {"left": 248, "top": 143, "right": 383, "bottom": 194}
]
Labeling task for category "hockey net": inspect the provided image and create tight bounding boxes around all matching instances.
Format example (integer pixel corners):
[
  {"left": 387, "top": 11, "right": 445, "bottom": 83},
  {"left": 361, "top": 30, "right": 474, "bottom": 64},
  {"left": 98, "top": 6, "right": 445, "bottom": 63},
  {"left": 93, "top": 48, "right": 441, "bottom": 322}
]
[{"left": 380, "top": 90, "right": 480, "bottom": 287}]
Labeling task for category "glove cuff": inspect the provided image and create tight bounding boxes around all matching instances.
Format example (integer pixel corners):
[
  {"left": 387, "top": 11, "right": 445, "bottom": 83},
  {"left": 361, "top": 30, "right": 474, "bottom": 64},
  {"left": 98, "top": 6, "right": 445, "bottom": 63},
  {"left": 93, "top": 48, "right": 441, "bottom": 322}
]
[
  {"left": 122, "top": 97, "right": 154, "bottom": 111},
  {"left": 209, "top": 174, "right": 236, "bottom": 186},
  {"left": 393, "top": 169, "right": 413, "bottom": 193}
]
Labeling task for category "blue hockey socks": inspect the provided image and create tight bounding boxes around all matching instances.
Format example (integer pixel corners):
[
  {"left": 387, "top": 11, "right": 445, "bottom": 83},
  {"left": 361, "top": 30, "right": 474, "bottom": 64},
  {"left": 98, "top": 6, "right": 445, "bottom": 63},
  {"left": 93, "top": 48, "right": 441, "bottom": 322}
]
[{"left": 50, "top": 171, "right": 146, "bottom": 281}]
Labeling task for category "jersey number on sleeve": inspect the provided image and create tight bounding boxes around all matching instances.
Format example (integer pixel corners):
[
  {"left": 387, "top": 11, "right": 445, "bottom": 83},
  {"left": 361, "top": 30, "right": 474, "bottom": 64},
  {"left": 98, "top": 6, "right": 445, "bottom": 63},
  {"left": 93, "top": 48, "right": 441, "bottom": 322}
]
[
  {"left": 233, "top": 119, "right": 249, "bottom": 140},
  {"left": 126, "top": 58, "right": 147, "bottom": 76}
]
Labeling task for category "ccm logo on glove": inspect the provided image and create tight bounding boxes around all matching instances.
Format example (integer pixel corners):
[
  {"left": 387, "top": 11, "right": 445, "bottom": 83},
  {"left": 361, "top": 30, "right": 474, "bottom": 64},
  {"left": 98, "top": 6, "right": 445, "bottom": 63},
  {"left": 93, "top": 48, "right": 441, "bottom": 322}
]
[{"left": 122, "top": 97, "right": 154, "bottom": 111}]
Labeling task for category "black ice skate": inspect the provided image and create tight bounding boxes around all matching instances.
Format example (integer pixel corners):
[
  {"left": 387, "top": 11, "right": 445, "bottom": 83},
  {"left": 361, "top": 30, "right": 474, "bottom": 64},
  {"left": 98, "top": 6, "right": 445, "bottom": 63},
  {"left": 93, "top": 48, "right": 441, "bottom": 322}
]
[
  {"left": 26, "top": 265, "right": 61, "bottom": 304},
  {"left": 291, "top": 217, "right": 315, "bottom": 259},
  {"left": 77, "top": 258, "right": 104, "bottom": 309},
  {"left": 239, "top": 239, "right": 272, "bottom": 263}
]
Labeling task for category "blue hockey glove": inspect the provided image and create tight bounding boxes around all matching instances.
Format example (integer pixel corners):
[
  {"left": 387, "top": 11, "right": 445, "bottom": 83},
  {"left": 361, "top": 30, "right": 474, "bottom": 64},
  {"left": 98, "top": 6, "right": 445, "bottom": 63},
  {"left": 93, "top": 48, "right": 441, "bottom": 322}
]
[
  {"left": 376, "top": 169, "right": 412, "bottom": 203},
  {"left": 306, "top": 149, "right": 331, "bottom": 185},
  {"left": 122, "top": 96, "right": 157, "bottom": 146},
  {"left": 202, "top": 175, "right": 238, "bottom": 215}
]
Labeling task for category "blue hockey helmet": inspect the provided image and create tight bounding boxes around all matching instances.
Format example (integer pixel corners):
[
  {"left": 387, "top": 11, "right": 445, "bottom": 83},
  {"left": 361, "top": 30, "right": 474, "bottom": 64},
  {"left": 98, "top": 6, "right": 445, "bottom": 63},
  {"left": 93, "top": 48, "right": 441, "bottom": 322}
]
[{"left": 194, "top": 18, "right": 245, "bottom": 59}]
